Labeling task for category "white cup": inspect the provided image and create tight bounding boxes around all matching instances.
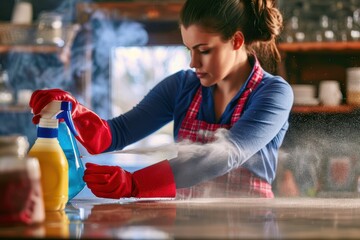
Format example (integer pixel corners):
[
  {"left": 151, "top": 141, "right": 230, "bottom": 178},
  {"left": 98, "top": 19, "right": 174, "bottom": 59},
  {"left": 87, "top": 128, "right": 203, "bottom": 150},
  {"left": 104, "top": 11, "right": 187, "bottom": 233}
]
[
  {"left": 347, "top": 67, "right": 360, "bottom": 81},
  {"left": 17, "top": 89, "right": 33, "bottom": 106},
  {"left": 291, "top": 84, "right": 316, "bottom": 99},
  {"left": 346, "top": 67, "right": 360, "bottom": 105},
  {"left": 11, "top": 1, "right": 33, "bottom": 24},
  {"left": 319, "top": 80, "right": 342, "bottom": 106}
]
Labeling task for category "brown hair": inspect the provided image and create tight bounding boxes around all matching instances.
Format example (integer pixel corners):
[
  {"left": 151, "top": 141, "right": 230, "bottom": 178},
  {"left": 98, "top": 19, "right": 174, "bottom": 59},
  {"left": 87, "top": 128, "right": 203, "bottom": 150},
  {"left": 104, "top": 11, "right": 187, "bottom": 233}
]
[{"left": 179, "top": 0, "right": 283, "bottom": 72}]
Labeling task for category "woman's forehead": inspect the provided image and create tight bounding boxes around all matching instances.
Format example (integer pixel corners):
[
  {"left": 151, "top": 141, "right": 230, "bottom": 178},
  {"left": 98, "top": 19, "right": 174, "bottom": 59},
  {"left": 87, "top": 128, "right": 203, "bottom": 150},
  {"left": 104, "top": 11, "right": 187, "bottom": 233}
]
[{"left": 181, "top": 25, "right": 225, "bottom": 47}]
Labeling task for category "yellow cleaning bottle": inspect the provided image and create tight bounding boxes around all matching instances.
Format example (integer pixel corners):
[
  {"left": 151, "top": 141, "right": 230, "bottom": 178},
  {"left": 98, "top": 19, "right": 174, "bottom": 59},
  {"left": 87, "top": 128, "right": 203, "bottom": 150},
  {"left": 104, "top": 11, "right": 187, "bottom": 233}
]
[{"left": 28, "top": 101, "right": 77, "bottom": 211}]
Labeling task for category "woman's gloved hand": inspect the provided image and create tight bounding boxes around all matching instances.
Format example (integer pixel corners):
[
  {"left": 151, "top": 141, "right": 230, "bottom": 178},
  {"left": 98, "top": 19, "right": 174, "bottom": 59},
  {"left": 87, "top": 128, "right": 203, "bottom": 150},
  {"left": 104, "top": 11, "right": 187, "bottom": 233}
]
[
  {"left": 29, "top": 88, "right": 112, "bottom": 154},
  {"left": 83, "top": 161, "right": 176, "bottom": 199}
]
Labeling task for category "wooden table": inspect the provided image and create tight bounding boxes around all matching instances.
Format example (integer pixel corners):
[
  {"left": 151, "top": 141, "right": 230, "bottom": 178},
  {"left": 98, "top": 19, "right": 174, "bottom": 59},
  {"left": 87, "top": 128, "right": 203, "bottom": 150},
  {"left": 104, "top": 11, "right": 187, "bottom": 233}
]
[{"left": 1, "top": 198, "right": 360, "bottom": 239}]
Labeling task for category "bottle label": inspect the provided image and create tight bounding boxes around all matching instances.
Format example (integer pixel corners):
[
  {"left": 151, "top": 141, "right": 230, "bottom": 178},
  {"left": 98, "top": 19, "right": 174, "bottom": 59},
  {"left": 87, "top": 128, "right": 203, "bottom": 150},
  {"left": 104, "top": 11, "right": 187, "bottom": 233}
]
[{"left": 38, "top": 127, "right": 58, "bottom": 138}]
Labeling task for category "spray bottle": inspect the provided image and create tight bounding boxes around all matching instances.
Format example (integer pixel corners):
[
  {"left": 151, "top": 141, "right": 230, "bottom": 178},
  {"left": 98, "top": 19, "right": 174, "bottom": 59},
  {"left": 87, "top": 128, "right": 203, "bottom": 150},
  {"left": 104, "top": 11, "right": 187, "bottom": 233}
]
[
  {"left": 58, "top": 117, "right": 85, "bottom": 200},
  {"left": 28, "top": 101, "right": 84, "bottom": 210}
]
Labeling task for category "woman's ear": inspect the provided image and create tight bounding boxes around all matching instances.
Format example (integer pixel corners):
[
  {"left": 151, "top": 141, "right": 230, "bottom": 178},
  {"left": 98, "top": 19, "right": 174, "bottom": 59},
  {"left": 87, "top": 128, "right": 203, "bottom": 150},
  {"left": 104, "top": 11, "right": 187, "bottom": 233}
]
[{"left": 232, "top": 31, "right": 245, "bottom": 50}]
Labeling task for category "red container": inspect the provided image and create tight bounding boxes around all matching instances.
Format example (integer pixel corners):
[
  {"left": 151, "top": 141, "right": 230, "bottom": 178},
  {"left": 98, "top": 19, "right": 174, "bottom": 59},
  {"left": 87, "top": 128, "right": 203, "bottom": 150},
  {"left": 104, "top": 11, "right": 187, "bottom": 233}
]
[
  {"left": 0, "top": 157, "right": 45, "bottom": 226},
  {"left": 0, "top": 135, "right": 45, "bottom": 225}
]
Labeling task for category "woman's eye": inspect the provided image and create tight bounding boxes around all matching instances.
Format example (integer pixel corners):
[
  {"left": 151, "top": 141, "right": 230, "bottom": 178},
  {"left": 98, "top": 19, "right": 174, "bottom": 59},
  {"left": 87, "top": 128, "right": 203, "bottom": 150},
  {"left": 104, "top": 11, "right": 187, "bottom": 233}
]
[{"left": 199, "top": 49, "right": 210, "bottom": 54}]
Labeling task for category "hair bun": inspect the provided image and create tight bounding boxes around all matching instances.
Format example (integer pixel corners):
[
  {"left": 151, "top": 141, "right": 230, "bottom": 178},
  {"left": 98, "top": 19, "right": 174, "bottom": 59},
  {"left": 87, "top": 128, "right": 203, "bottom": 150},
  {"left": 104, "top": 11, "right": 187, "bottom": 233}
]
[{"left": 251, "top": 0, "right": 283, "bottom": 42}]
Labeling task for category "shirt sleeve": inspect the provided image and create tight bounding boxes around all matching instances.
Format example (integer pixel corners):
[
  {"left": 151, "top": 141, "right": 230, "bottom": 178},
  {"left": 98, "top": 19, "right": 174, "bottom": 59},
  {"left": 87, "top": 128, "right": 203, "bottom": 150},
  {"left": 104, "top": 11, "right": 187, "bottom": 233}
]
[{"left": 169, "top": 77, "right": 294, "bottom": 188}]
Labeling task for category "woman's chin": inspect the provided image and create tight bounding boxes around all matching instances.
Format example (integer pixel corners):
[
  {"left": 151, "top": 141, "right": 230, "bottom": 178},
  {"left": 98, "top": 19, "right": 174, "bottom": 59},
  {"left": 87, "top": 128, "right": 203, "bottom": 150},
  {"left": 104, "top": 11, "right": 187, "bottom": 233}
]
[{"left": 199, "top": 78, "right": 215, "bottom": 87}]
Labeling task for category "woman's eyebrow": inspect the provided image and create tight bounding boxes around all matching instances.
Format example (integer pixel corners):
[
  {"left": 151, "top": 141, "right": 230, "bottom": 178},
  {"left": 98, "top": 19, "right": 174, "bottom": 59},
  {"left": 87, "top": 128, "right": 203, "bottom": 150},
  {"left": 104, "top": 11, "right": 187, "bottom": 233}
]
[{"left": 191, "top": 43, "right": 207, "bottom": 49}]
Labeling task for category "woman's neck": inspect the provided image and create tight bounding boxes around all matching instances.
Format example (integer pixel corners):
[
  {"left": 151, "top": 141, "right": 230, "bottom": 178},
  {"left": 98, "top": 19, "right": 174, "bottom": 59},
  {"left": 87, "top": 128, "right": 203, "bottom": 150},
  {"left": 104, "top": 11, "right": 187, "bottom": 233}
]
[
  {"left": 216, "top": 54, "right": 252, "bottom": 96},
  {"left": 213, "top": 54, "right": 253, "bottom": 121}
]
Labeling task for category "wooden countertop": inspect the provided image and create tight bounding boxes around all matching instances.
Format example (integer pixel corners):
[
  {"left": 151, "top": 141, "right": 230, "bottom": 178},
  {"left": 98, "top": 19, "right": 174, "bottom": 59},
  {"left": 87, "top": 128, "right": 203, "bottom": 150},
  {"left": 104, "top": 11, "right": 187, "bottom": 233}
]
[{"left": 2, "top": 198, "right": 360, "bottom": 239}]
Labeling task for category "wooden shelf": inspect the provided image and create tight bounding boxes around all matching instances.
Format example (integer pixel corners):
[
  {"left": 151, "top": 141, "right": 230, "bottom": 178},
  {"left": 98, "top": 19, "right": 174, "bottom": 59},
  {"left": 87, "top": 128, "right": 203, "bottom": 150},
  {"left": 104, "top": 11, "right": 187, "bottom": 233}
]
[
  {"left": 277, "top": 41, "right": 360, "bottom": 85},
  {"left": 278, "top": 42, "right": 360, "bottom": 53},
  {"left": 0, "top": 45, "right": 62, "bottom": 54},
  {"left": 0, "top": 105, "right": 30, "bottom": 113},
  {"left": 292, "top": 105, "right": 358, "bottom": 114},
  {"left": 0, "top": 24, "right": 80, "bottom": 54},
  {"left": 76, "top": 2, "right": 183, "bottom": 23}
]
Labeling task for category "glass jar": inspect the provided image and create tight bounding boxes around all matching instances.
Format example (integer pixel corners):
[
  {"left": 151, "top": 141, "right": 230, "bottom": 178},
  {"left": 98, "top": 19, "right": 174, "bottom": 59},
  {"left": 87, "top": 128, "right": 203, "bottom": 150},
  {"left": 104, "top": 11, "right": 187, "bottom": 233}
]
[
  {"left": 36, "top": 12, "right": 64, "bottom": 47},
  {"left": 0, "top": 135, "right": 45, "bottom": 226},
  {"left": 0, "top": 65, "right": 14, "bottom": 106}
]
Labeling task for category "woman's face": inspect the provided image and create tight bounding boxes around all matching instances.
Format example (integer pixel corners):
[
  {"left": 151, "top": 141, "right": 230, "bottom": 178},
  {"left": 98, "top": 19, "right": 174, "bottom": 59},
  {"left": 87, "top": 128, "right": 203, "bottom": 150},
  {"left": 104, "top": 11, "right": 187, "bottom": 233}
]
[{"left": 181, "top": 24, "right": 238, "bottom": 87}]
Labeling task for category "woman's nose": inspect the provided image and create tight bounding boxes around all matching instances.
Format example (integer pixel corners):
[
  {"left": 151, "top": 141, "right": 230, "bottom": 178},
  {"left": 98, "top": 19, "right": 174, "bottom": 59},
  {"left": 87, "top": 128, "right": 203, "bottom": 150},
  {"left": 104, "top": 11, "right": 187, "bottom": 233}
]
[{"left": 189, "top": 53, "right": 200, "bottom": 69}]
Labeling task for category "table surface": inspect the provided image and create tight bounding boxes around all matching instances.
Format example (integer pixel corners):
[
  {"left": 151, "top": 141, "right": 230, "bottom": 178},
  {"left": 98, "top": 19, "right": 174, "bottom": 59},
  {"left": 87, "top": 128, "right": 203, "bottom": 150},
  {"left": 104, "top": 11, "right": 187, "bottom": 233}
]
[{"left": 1, "top": 197, "right": 360, "bottom": 239}]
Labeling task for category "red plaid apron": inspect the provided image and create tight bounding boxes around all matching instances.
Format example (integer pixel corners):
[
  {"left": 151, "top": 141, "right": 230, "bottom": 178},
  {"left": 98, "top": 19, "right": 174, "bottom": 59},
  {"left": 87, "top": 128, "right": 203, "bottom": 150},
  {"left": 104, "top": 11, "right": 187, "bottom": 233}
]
[{"left": 176, "top": 59, "right": 274, "bottom": 198}]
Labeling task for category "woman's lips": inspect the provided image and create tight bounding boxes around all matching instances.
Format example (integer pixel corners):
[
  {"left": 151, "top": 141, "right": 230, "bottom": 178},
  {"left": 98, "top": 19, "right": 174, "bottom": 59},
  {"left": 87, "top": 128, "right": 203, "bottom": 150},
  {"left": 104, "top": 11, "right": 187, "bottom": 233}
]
[{"left": 196, "top": 72, "right": 207, "bottom": 79}]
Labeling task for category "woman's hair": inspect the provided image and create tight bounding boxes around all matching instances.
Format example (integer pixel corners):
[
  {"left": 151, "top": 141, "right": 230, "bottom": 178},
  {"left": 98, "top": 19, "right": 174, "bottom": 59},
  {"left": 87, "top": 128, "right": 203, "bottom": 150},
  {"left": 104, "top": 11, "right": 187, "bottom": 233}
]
[{"left": 179, "top": 0, "right": 283, "bottom": 73}]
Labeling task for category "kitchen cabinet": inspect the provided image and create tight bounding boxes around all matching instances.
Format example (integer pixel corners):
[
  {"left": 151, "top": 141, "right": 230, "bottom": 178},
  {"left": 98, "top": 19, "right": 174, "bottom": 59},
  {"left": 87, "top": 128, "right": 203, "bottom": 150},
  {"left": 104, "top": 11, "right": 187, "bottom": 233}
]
[
  {"left": 277, "top": 41, "right": 360, "bottom": 114},
  {"left": 278, "top": 42, "right": 360, "bottom": 85},
  {"left": 76, "top": 2, "right": 183, "bottom": 45},
  {"left": 0, "top": 23, "right": 83, "bottom": 146},
  {"left": 276, "top": 0, "right": 360, "bottom": 114},
  {"left": 276, "top": 41, "right": 360, "bottom": 197},
  {"left": 0, "top": 45, "right": 68, "bottom": 113},
  {"left": 0, "top": 23, "right": 81, "bottom": 114}
]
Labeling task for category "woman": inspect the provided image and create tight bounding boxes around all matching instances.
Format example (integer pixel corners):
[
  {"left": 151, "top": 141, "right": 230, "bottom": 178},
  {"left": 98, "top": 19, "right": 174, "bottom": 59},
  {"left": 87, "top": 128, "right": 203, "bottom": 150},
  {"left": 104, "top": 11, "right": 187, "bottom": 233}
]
[{"left": 29, "top": 0, "right": 293, "bottom": 199}]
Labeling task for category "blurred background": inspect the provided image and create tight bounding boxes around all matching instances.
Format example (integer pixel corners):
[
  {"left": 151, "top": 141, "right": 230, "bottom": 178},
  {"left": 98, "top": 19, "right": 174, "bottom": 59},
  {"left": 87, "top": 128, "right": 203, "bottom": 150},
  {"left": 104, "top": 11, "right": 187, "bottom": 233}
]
[{"left": 0, "top": 0, "right": 360, "bottom": 198}]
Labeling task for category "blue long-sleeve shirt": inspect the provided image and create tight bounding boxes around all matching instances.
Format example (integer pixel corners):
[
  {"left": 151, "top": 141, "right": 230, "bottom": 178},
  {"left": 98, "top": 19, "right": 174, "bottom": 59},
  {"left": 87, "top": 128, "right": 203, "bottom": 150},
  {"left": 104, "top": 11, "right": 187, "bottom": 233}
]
[{"left": 107, "top": 65, "right": 294, "bottom": 187}]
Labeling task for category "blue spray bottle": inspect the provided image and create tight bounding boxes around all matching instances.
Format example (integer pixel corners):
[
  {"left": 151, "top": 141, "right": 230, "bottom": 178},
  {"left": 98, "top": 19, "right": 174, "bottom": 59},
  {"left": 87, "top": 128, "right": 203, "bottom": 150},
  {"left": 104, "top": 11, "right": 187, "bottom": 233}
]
[{"left": 55, "top": 101, "right": 86, "bottom": 200}]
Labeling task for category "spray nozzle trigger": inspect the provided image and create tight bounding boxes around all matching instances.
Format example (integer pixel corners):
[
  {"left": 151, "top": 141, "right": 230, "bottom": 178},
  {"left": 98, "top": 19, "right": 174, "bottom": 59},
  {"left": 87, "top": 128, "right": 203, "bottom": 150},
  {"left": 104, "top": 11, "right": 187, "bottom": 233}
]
[{"left": 56, "top": 102, "right": 78, "bottom": 137}]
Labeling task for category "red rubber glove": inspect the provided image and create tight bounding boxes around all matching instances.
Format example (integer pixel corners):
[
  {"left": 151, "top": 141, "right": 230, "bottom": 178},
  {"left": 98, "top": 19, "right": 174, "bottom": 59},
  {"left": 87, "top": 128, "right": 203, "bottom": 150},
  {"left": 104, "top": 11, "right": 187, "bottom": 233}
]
[
  {"left": 29, "top": 89, "right": 112, "bottom": 154},
  {"left": 83, "top": 161, "right": 176, "bottom": 199}
]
